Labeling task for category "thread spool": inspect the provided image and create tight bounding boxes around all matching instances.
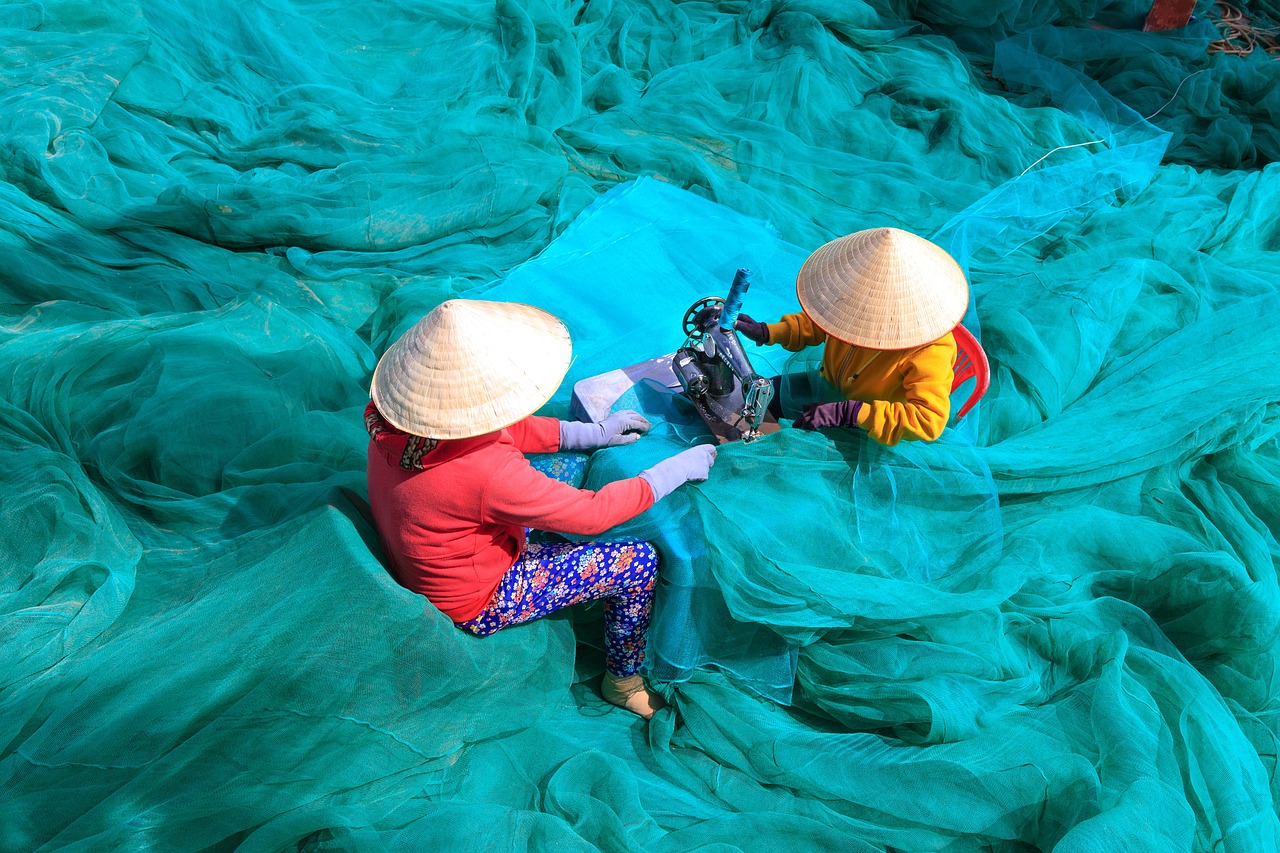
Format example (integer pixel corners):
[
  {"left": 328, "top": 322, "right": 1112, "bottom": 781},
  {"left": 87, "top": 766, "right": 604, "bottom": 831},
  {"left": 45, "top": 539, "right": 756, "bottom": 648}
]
[{"left": 719, "top": 268, "right": 752, "bottom": 332}]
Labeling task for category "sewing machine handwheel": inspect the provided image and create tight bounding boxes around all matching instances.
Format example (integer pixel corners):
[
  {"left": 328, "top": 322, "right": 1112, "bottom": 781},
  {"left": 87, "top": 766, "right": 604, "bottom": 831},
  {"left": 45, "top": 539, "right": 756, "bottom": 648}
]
[{"left": 682, "top": 296, "right": 725, "bottom": 339}]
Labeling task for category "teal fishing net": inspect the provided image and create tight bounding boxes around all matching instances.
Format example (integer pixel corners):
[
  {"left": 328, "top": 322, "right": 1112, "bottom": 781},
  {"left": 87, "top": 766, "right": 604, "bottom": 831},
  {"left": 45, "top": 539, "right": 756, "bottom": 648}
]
[{"left": 3, "top": 0, "right": 1279, "bottom": 849}]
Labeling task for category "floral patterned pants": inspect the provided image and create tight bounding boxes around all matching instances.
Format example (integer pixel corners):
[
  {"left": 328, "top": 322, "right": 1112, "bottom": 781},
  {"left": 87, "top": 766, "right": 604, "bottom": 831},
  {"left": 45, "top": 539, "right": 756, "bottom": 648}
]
[{"left": 456, "top": 539, "right": 659, "bottom": 676}]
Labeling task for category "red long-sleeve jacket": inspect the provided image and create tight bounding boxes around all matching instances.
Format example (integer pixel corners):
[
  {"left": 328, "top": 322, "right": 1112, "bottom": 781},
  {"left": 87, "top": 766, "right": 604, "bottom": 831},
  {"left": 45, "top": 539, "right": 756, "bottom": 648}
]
[{"left": 365, "top": 405, "right": 655, "bottom": 621}]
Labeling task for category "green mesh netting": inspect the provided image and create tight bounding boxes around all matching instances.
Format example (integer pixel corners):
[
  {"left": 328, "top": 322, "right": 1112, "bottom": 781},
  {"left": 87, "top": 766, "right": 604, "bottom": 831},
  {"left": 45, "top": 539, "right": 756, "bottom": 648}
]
[{"left": 3, "top": 0, "right": 1280, "bottom": 849}]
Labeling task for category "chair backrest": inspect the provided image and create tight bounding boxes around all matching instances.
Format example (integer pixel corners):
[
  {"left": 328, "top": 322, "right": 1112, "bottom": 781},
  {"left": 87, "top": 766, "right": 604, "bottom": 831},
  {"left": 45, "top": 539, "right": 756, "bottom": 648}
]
[{"left": 950, "top": 323, "right": 990, "bottom": 422}]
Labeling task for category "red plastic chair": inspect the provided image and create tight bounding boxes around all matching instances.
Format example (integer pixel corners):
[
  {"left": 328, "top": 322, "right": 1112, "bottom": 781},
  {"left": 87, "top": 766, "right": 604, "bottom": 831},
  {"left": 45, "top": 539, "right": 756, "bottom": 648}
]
[{"left": 950, "top": 323, "right": 990, "bottom": 422}]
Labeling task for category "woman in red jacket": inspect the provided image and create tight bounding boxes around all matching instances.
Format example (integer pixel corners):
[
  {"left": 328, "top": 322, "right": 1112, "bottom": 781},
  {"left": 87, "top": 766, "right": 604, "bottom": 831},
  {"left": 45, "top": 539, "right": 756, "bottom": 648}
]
[{"left": 366, "top": 299, "right": 715, "bottom": 719}]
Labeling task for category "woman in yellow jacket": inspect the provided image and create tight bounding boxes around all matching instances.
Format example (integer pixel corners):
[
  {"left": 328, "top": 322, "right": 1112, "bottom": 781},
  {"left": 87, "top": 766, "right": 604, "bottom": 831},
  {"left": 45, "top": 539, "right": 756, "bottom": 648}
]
[{"left": 736, "top": 228, "right": 969, "bottom": 446}]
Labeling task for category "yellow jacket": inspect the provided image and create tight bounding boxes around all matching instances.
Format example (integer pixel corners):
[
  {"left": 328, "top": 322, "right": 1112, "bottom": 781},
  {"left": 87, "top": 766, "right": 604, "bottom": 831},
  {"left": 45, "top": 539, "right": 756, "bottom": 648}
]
[{"left": 766, "top": 312, "right": 955, "bottom": 446}]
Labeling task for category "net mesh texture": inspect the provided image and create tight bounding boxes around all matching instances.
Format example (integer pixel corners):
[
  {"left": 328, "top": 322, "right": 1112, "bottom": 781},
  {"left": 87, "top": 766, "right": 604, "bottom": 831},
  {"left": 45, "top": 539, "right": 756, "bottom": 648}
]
[{"left": 2, "top": 0, "right": 1279, "bottom": 850}]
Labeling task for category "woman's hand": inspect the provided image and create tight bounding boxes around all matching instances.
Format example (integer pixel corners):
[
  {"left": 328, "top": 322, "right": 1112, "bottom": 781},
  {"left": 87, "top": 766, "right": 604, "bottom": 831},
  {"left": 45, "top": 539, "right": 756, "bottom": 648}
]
[
  {"left": 559, "top": 410, "right": 652, "bottom": 451},
  {"left": 639, "top": 445, "right": 718, "bottom": 501},
  {"left": 597, "top": 410, "right": 652, "bottom": 446},
  {"left": 734, "top": 313, "right": 770, "bottom": 345},
  {"left": 794, "top": 400, "right": 864, "bottom": 431}
]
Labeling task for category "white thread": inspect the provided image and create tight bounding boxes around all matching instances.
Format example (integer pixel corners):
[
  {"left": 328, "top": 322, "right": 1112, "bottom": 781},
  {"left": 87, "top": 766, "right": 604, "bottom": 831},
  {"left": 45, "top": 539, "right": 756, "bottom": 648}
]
[
  {"left": 1141, "top": 68, "right": 1210, "bottom": 121},
  {"left": 1017, "top": 69, "right": 1211, "bottom": 177},
  {"left": 1018, "top": 139, "right": 1105, "bottom": 176}
]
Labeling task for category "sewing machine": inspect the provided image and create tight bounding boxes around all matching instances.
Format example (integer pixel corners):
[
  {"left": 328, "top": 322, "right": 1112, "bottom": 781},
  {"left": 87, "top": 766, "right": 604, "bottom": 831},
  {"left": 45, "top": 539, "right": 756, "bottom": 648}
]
[
  {"left": 570, "top": 268, "right": 781, "bottom": 444},
  {"left": 669, "top": 269, "right": 778, "bottom": 443}
]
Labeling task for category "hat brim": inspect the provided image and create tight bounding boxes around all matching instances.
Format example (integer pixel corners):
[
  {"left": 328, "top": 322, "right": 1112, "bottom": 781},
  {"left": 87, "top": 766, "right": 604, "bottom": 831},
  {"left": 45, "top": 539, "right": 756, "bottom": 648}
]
[
  {"left": 796, "top": 228, "right": 970, "bottom": 350},
  {"left": 371, "top": 300, "right": 572, "bottom": 439}
]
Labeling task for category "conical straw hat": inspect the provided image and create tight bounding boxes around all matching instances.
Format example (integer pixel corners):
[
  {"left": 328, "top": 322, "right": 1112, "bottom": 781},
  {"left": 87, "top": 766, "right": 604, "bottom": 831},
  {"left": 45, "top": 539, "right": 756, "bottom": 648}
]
[
  {"left": 371, "top": 300, "right": 571, "bottom": 439},
  {"left": 796, "top": 228, "right": 969, "bottom": 350}
]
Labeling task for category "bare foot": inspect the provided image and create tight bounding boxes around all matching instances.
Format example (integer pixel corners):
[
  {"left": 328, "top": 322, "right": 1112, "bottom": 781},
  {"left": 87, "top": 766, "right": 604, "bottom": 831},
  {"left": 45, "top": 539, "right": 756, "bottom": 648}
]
[{"left": 601, "top": 673, "right": 666, "bottom": 720}]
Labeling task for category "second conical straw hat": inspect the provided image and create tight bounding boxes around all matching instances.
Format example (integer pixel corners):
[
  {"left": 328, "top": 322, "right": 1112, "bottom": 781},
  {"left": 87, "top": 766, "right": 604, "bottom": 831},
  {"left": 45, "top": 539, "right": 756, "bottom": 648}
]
[
  {"left": 371, "top": 300, "right": 571, "bottom": 439},
  {"left": 796, "top": 228, "right": 969, "bottom": 350}
]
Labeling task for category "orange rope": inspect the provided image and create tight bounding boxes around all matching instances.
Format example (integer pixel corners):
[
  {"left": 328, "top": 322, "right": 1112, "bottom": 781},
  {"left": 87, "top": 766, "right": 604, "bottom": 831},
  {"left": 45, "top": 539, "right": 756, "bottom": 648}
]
[{"left": 1208, "top": 1, "right": 1280, "bottom": 57}]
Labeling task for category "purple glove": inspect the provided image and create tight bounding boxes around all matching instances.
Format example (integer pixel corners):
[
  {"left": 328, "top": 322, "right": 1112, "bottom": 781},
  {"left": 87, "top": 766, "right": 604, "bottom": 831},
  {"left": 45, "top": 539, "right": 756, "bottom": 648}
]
[
  {"left": 734, "top": 313, "right": 770, "bottom": 346},
  {"left": 559, "top": 410, "right": 652, "bottom": 451},
  {"left": 640, "top": 445, "right": 718, "bottom": 502},
  {"left": 794, "top": 400, "right": 863, "bottom": 431}
]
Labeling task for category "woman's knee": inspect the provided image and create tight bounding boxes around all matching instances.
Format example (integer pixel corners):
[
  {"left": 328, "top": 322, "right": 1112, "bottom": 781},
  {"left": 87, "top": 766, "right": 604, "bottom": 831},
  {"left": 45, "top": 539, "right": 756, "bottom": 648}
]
[
  {"left": 620, "top": 540, "right": 659, "bottom": 591},
  {"left": 456, "top": 616, "right": 502, "bottom": 638}
]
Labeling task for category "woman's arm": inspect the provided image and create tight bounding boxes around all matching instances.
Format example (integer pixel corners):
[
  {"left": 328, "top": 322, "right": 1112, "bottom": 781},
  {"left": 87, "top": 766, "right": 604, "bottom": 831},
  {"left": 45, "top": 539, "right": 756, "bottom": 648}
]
[
  {"left": 765, "top": 311, "right": 830, "bottom": 352},
  {"left": 505, "top": 415, "right": 562, "bottom": 454},
  {"left": 482, "top": 456, "right": 656, "bottom": 536}
]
